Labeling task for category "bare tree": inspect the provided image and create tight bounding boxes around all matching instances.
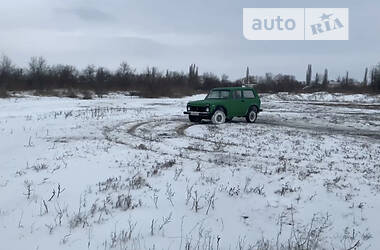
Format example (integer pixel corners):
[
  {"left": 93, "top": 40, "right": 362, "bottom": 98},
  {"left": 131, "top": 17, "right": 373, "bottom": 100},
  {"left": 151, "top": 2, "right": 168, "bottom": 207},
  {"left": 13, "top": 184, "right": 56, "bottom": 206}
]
[
  {"left": 0, "top": 54, "right": 13, "bottom": 96},
  {"left": 221, "top": 74, "right": 229, "bottom": 84},
  {"left": 322, "top": 69, "right": 329, "bottom": 88},
  {"left": 306, "top": 64, "right": 312, "bottom": 85},
  {"left": 189, "top": 63, "right": 200, "bottom": 88},
  {"left": 51, "top": 64, "right": 78, "bottom": 88},
  {"left": 0, "top": 54, "right": 13, "bottom": 77},
  {"left": 28, "top": 56, "right": 48, "bottom": 89},
  {"left": 245, "top": 66, "right": 250, "bottom": 85},
  {"left": 363, "top": 67, "right": 368, "bottom": 86},
  {"left": 118, "top": 62, "right": 134, "bottom": 76},
  {"left": 314, "top": 73, "right": 320, "bottom": 85},
  {"left": 372, "top": 64, "right": 380, "bottom": 92}
]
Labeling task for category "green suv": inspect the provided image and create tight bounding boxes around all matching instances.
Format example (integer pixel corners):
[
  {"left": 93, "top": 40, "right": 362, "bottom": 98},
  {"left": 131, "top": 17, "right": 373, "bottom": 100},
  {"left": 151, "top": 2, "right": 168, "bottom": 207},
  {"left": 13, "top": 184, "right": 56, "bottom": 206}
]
[{"left": 184, "top": 87, "right": 262, "bottom": 124}]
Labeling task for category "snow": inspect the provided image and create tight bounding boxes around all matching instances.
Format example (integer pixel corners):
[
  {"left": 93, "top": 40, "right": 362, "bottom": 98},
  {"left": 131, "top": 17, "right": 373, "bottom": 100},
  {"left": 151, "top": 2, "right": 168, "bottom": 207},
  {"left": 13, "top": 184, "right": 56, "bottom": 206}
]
[
  {"left": 263, "top": 92, "right": 380, "bottom": 103},
  {"left": 0, "top": 92, "right": 379, "bottom": 249}
]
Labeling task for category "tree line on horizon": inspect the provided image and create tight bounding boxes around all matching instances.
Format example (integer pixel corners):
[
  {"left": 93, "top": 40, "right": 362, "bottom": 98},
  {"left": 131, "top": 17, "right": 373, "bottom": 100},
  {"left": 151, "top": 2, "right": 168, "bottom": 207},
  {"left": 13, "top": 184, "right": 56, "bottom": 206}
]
[{"left": 0, "top": 55, "right": 379, "bottom": 98}]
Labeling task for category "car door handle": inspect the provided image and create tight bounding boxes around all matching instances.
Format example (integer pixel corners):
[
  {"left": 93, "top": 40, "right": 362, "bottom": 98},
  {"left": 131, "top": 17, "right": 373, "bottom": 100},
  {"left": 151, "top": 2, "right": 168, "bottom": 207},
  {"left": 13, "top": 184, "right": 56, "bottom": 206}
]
[{"left": 241, "top": 100, "right": 245, "bottom": 102}]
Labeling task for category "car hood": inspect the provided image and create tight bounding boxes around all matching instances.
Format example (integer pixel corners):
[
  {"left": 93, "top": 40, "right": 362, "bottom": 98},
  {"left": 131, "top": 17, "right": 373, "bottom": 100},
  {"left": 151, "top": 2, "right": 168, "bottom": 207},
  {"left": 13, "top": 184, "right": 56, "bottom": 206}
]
[{"left": 187, "top": 99, "right": 221, "bottom": 106}]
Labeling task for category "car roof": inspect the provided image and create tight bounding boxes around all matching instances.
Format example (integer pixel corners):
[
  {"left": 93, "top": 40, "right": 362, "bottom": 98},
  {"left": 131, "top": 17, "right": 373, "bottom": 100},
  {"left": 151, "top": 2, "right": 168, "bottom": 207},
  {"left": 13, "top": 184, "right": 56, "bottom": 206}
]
[{"left": 211, "top": 87, "right": 254, "bottom": 91}]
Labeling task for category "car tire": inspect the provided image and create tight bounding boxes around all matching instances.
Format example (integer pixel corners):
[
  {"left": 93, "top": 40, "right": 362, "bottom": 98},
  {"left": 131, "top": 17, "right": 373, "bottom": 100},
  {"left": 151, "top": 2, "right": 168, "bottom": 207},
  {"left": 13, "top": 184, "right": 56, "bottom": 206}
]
[
  {"left": 246, "top": 106, "right": 258, "bottom": 123},
  {"left": 211, "top": 109, "right": 226, "bottom": 124},
  {"left": 189, "top": 115, "right": 201, "bottom": 123}
]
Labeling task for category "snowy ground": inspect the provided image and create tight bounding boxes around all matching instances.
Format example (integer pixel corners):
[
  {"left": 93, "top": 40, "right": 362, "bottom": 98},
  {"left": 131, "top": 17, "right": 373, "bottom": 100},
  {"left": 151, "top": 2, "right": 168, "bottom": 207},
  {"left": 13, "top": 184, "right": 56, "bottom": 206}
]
[{"left": 0, "top": 92, "right": 379, "bottom": 250}]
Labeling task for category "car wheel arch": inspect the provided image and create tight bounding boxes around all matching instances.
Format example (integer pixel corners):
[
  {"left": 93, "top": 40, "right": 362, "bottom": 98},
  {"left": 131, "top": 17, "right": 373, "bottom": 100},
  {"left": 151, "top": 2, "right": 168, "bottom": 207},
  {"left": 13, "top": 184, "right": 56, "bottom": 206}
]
[
  {"left": 246, "top": 105, "right": 258, "bottom": 115},
  {"left": 214, "top": 105, "right": 227, "bottom": 116}
]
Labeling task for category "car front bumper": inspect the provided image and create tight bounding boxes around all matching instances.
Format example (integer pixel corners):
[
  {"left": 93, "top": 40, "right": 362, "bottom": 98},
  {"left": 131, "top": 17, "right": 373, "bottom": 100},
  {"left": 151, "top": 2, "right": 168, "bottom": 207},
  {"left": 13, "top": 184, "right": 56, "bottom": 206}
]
[{"left": 184, "top": 111, "right": 211, "bottom": 119}]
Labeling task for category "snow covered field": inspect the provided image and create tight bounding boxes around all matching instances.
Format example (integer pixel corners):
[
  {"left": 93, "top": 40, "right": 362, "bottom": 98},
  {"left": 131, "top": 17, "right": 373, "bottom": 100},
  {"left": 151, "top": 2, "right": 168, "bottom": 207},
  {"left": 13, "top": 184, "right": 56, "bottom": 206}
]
[{"left": 0, "top": 92, "right": 379, "bottom": 250}]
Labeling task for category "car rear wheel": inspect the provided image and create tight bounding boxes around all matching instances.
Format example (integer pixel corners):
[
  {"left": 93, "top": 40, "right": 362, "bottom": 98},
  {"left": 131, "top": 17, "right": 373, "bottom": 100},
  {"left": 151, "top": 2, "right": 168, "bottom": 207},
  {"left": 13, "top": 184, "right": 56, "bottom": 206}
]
[
  {"left": 246, "top": 107, "right": 258, "bottom": 123},
  {"left": 189, "top": 115, "right": 202, "bottom": 123},
  {"left": 211, "top": 109, "right": 226, "bottom": 124}
]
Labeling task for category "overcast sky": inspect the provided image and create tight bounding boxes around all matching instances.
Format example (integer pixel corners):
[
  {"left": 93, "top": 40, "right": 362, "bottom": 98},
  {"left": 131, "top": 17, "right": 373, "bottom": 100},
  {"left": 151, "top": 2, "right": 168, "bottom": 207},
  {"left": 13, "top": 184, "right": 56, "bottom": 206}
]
[{"left": 0, "top": 0, "right": 379, "bottom": 81}]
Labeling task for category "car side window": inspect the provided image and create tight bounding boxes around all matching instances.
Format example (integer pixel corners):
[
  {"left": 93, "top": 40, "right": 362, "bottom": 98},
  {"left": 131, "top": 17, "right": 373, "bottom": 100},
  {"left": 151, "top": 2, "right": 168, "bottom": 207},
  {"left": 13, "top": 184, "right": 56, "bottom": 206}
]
[
  {"left": 233, "top": 90, "right": 242, "bottom": 99},
  {"left": 220, "top": 90, "right": 230, "bottom": 99},
  {"left": 243, "top": 90, "right": 255, "bottom": 98}
]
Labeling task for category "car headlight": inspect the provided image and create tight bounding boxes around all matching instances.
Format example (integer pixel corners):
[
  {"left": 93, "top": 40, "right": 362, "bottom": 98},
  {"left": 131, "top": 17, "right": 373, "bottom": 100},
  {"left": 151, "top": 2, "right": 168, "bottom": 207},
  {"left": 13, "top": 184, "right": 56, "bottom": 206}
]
[
  {"left": 187, "top": 106, "right": 190, "bottom": 111},
  {"left": 205, "top": 107, "right": 210, "bottom": 112}
]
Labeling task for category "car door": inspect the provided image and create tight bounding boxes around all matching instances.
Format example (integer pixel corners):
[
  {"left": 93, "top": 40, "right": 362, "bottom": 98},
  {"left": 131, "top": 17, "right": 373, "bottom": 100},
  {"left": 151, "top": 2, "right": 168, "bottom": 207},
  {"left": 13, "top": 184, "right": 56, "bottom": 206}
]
[
  {"left": 215, "top": 90, "right": 234, "bottom": 117},
  {"left": 229, "top": 90, "right": 245, "bottom": 116},
  {"left": 242, "top": 89, "right": 256, "bottom": 114}
]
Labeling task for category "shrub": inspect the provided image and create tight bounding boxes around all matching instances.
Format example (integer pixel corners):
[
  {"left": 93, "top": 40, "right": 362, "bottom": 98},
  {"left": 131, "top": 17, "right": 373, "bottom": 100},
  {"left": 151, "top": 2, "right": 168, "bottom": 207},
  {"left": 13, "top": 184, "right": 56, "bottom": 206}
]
[{"left": 0, "top": 87, "right": 9, "bottom": 98}]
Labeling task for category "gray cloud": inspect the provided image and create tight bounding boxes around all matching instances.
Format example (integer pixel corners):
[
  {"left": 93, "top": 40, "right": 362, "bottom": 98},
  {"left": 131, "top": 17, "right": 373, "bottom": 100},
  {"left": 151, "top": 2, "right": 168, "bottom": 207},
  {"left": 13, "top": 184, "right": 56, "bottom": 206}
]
[
  {"left": 0, "top": 0, "right": 379, "bottom": 80},
  {"left": 55, "top": 7, "right": 115, "bottom": 22}
]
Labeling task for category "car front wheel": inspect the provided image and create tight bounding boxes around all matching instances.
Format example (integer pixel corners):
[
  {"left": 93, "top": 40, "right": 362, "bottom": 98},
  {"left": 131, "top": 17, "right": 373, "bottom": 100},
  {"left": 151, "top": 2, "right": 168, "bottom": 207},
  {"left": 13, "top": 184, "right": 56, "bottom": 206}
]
[
  {"left": 211, "top": 109, "right": 226, "bottom": 124},
  {"left": 246, "top": 107, "right": 258, "bottom": 123}
]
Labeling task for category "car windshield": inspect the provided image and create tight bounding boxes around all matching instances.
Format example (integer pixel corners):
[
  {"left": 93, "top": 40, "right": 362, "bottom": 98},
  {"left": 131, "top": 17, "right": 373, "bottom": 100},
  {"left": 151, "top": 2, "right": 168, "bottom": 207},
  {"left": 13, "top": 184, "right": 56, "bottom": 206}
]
[{"left": 206, "top": 90, "right": 230, "bottom": 99}]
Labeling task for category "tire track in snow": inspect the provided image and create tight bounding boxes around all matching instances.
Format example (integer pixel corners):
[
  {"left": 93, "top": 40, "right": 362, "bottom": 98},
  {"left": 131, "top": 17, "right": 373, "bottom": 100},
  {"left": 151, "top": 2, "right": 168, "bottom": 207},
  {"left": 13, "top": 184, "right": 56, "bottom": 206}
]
[
  {"left": 103, "top": 119, "right": 233, "bottom": 163},
  {"left": 256, "top": 117, "right": 380, "bottom": 140},
  {"left": 103, "top": 112, "right": 379, "bottom": 170}
]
